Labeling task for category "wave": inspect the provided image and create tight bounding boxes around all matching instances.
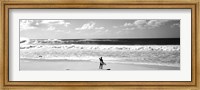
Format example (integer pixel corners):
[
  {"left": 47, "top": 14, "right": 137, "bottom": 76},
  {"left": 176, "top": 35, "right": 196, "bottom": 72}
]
[
  {"left": 20, "top": 45, "right": 180, "bottom": 67},
  {"left": 20, "top": 45, "right": 180, "bottom": 51}
]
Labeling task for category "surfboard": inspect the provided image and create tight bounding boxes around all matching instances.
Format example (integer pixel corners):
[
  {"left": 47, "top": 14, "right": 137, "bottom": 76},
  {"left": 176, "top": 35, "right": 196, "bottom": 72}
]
[{"left": 100, "top": 69, "right": 111, "bottom": 70}]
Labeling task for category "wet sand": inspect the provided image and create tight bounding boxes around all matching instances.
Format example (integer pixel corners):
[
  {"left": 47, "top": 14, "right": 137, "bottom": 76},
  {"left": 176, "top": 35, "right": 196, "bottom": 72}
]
[{"left": 20, "top": 59, "right": 180, "bottom": 71}]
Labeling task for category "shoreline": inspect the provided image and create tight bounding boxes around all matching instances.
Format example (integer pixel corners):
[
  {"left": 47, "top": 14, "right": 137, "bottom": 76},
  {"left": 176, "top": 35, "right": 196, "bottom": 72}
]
[
  {"left": 20, "top": 58, "right": 180, "bottom": 67},
  {"left": 20, "top": 59, "right": 180, "bottom": 71}
]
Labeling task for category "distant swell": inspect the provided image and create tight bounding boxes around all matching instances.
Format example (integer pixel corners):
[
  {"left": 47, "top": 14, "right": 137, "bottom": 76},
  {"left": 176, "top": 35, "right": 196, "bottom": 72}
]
[{"left": 25, "top": 38, "right": 180, "bottom": 45}]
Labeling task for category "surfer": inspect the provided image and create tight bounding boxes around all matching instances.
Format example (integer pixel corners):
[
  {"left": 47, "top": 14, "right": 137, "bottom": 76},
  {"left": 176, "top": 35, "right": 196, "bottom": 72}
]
[{"left": 99, "top": 57, "right": 106, "bottom": 69}]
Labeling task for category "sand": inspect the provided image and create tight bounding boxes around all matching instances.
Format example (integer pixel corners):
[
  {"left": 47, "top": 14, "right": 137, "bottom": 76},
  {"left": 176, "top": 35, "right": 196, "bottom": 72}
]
[{"left": 20, "top": 59, "right": 180, "bottom": 71}]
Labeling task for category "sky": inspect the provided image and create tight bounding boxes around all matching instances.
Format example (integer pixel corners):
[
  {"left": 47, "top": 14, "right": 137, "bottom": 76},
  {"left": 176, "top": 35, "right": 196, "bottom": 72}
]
[{"left": 20, "top": 19, "right": 180, "bottom": 39}]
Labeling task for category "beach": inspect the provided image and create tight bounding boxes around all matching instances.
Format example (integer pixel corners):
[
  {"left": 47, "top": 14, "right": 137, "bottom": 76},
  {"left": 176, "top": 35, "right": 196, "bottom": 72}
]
[
  {"left": 20, "top": 59, "right": 179, "bottom": 71},
  {"left": 20, "top": 44, "right": 180, "bottom": 70}
]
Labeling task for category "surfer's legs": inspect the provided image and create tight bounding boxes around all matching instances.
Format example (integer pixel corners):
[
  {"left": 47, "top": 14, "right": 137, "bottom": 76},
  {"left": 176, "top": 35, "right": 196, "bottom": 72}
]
[
  {"left": 99, "top": 65, "right": 100, "bottom": 69},
  {"left": 99, "top": 64, "right": 101, "bottom": 69},
  {"left": 99, "top": 64, "right": 103, "bottom": 69}
]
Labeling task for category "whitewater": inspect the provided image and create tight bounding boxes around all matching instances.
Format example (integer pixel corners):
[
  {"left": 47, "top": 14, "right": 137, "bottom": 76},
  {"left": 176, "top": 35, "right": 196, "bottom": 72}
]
[{"left": 20, "top": 44, "right": 180, "bottom": 67}]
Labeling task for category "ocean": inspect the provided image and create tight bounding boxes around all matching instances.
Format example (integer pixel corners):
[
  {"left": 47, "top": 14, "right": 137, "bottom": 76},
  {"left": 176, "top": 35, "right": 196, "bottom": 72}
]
[
  {"left": 26, "top": 38, "right": 180, "bottom": 45},
  {"left": 20, "top": 38, "right": 180, "bottom": 67}
]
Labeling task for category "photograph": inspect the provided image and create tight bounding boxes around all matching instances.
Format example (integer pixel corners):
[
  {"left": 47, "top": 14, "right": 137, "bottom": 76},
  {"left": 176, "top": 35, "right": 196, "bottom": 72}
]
[{"left": 19, "top": 19, "right": 180, "bottom": 71}]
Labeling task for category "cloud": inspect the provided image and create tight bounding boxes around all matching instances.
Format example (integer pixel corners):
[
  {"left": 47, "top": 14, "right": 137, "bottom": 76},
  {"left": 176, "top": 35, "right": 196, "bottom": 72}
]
[
  {"left": 40, "top": 20, "right": 71, "bottom": 32},
  {"left": 65, "top": 31, "right": 71, "bottom": 33},
  {"left": 41, "top": 20, "right": 64, "bottom": 24},
  {"left": 75, "top": 21, "right": 106, "bottom": 31},
  {"left": 113, "top": 26, "right": 118, "bottom": 28},
  {"left": 170, "top": 23, "right": 180, "bottom": 28},
  {"left": 134, "top": 20, "right": 147, "bottom": 26},
  {"left": 147, "top": 20, "right": 160, "bottom": 26},
  {"left": 47, "top": 26, "right": 56, "bottom": 31},
  {"left": 20, "top": 20, "right": 71, "bottom": 32},
  {"left": 123, "top": 27, "right": 135, "bottom": 31},
  {"left": 95, "top": 27, "right": 105, "bottom": 30},
  {"left": 105, "top": 29, "right": 109, "bottom": 32},
  {"left": 41, "top": 20, "right": 70, "bottom": 27},
  {"left": 75, "top": 21, "right": 96, "bottom": 30},
  {"left": 116, "top": 31, "right": 122, "bottom": 34},
  {"left": 147, "top": 20, "right": 169, "bottom": 27},
  {"left": 64, "top": 22, "right": 71, "bottom": 27},
  {"left": 123, "top": 23, "right": 134, "bottom": 27},
  {"left": 119, "top": 20, "right": 169, "bottom": 30},
  {"left": 20, "top": 20, "right": 37, "bottom": 31}
]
